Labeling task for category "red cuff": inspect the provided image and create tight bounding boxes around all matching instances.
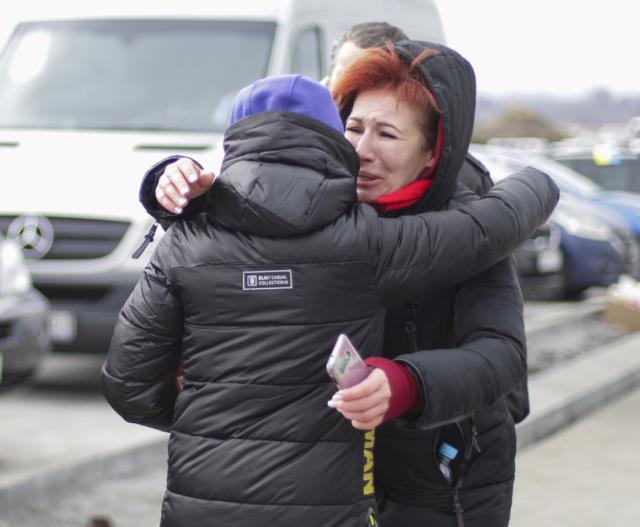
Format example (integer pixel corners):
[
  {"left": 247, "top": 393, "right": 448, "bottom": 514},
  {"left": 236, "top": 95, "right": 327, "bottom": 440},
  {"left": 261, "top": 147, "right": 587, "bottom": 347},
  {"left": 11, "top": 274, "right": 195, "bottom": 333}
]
[{"left": 365, "top": 357, "right": 419, "bottom": 422}]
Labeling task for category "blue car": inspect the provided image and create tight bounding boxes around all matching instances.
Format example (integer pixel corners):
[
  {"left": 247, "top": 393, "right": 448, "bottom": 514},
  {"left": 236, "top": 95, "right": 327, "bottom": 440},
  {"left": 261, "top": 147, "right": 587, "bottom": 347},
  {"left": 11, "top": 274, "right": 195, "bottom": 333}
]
[
  {"left": 516, "top": 150, "right": 640, "bottom": 246},
  {"left": 553, "top": 195, "right": 638, "bottom": 294},
  {"left": 471, "top": 146, "right": 640, "bottom": 299}
]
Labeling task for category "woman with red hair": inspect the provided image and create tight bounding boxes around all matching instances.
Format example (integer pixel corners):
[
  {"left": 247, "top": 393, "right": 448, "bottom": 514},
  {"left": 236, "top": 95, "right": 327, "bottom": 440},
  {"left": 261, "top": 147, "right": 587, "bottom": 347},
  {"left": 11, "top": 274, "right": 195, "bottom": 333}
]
[
  {"left": 327, "top": 44, "right": 524, "bottom": 527},
  {"left": 137, "top": 41, "right": 543, "bottom": 527}
]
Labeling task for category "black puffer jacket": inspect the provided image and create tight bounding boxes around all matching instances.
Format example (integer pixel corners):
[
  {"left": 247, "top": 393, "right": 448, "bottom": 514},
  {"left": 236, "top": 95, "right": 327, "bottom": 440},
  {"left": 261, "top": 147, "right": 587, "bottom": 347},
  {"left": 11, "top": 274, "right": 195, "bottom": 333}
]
[
  {"left": 374, "top": 41, "right": 541, "bottom": 526},
  {"left": 106, "top": 108, "right": 557, "bottom": 526}
]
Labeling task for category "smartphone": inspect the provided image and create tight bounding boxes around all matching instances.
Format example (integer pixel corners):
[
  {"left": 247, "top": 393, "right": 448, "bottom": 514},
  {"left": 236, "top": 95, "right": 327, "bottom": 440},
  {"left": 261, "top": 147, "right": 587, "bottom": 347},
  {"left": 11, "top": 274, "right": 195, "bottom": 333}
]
[{"left": 326, "top": 334, "right": 370, "bottom": 389}]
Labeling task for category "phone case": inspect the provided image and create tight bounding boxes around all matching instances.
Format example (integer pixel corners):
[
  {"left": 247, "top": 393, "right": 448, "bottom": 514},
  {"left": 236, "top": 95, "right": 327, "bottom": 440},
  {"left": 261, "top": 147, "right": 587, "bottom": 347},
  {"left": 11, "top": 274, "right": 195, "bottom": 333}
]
[{"left": 326, "top": 334, "right": 370, "bottom": 389}]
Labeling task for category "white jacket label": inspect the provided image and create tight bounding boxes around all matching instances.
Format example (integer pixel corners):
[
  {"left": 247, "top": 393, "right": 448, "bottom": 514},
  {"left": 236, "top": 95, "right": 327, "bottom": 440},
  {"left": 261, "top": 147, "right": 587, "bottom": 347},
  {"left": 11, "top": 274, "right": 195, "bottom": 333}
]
[{"left": 243, "top": 270, "right": 293, "bottom": 290}]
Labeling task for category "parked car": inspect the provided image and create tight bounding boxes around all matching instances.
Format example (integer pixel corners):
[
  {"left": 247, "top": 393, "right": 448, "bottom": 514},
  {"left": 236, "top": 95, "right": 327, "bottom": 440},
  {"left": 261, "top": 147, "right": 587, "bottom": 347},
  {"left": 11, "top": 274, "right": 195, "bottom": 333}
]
[
  {"left": 0, "top": 233, "right": 50, "bottom": 389},
  {"left": 550, "top": 145, "right": 640, "bottom": 194},
  {"left": 469, "top": 149, "right": 564, "bottom": 298},
  {"left": 510, "top": 220, "right": 566, "bottom": 299},
  {"left": 472, "top": 145, "right": 640, "bottom": 299},
  {"left": 0, "top": 0, "right": 447, "bottom": 354},
  {"left": 552, "top": 195, "right": 639, "bottom": 296},
  {"left": 510, "top": 147, "right": 640, "bottom": 248}
]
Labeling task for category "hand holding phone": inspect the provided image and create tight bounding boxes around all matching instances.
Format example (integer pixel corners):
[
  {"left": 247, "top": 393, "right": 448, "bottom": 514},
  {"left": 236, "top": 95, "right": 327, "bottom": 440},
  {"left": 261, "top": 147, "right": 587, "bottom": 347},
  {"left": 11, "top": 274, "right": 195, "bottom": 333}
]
[{"left": 326, "top": 334, "right": 370, "bottom": 389}]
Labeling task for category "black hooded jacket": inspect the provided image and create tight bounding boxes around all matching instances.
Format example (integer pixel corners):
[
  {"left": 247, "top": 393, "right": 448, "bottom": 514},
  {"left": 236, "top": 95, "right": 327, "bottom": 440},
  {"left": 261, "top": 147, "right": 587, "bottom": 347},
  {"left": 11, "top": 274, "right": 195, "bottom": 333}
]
[
  {"left": 107, "top": 102, "right": 558, "bottom": 525},
  {"left": 370, "top": 41, "right": 536, "bottom": 526}
]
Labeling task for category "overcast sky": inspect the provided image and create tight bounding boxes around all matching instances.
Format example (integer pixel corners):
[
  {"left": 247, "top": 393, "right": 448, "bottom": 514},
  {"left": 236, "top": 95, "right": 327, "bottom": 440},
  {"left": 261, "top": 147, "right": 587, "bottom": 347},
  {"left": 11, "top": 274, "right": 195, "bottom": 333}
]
[{"left": 436, "top": 0, "right": 638, "bottom": 98}]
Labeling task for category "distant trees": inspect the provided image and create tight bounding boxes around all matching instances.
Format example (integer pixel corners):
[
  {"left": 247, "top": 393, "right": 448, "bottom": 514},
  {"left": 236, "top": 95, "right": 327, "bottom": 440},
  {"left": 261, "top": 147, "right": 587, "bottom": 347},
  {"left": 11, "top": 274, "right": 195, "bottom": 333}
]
[{"left": 473, "top": 105, "right": 568, "bottom": 143}]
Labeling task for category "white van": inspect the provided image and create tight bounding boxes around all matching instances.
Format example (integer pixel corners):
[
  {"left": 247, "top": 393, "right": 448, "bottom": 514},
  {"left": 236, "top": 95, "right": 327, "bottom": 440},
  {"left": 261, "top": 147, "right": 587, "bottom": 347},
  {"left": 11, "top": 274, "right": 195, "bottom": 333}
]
[{"left": 0, "top": 0, "right": 446, "bottom": 353}]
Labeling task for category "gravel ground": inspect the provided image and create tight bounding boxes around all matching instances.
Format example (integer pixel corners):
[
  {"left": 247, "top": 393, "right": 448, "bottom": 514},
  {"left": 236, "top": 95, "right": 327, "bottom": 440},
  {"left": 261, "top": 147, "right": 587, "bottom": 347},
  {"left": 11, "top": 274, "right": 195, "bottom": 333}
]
[{"left": 527, "top": 315, "right": 629, "bottom": 374}]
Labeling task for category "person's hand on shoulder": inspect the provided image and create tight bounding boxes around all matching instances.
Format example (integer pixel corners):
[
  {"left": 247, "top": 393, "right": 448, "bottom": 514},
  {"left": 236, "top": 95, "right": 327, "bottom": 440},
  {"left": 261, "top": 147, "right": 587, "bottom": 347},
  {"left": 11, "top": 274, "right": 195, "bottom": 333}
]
[{"left": 156, "top": 157, "right": 215, "bottom": 214}]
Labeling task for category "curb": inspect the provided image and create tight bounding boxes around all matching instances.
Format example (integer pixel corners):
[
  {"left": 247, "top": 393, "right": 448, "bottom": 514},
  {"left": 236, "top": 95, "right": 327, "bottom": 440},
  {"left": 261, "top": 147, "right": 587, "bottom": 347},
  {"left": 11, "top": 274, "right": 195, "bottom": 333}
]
[
  {"left": 517, "top": 330, "right": 640, "bottom": 448},
  {"left": 524, "top": 301, "right": 605, "bottom": 339},
  {"left": 0, "top": 436, "right": 167, "bottom": 515}
]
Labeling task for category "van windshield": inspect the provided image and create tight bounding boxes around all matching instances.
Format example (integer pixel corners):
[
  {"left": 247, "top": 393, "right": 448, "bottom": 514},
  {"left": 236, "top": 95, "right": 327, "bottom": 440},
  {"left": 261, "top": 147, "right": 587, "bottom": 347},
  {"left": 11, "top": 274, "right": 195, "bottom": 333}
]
[{"left": 0, "top": 20, "right": 275, "bottom": 132}]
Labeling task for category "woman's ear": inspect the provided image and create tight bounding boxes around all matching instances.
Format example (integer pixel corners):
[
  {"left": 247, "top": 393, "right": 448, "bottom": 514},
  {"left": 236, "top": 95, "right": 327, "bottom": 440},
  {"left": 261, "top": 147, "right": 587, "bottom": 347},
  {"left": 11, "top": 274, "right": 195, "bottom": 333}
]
[
  {"left": 416, "top": 148, "right": 438, "bottom": 181},
  {"left": 422, "top": 149, "right": 436, "bottom": 169}
]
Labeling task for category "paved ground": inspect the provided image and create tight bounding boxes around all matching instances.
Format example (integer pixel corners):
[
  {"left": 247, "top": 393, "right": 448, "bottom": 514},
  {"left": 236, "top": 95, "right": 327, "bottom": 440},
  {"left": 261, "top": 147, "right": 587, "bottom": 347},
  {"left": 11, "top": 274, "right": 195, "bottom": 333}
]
[
  {"left": 2, "top": 292, "right": 640, "bottom": 526},
  {"left": 1, "top": 297, "right": 611, "bottom": 510},
  {"left": 511, "top": 386, "right": 640, "bottom": 527},
  {"left": 0, "top": 355, "right": 163, "bottom": 510},
  {"left": 4, "top": 380, "right": 640, "bottom": 527}
]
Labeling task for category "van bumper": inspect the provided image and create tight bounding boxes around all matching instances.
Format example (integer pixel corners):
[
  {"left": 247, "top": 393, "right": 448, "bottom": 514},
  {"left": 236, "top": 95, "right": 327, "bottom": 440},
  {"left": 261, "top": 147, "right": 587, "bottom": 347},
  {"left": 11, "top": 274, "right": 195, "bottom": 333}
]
[{"left": 32, "top": 272, "right": 140, "bottom": 354}]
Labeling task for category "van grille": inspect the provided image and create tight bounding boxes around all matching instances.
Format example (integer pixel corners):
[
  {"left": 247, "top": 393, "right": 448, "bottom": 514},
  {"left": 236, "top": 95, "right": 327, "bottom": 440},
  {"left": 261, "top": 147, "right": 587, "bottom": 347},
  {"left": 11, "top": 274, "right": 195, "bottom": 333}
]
[
  {"left": 35, "top": 284, "right": 112, "bottom": 303},
  {"left": 0, "top": 216, "right": 130, "bottom": 260}
]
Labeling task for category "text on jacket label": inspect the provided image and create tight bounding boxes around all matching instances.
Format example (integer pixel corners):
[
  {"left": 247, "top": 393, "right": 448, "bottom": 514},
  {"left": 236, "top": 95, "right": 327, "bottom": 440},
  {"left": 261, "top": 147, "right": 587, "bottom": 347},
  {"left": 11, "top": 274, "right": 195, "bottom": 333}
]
[{"left": 242, "top": 270, "right": 293, "bottom": 290}]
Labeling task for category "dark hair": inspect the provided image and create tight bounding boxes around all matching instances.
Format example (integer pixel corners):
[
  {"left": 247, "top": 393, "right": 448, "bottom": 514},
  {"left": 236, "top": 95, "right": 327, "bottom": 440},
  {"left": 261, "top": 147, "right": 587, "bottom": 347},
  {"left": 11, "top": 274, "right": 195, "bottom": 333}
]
[
  {"left": 330, "top": 22, "right": 409, "bottom": 64},
  {"left": 332, "top": 46, "right": 441, "bottom": 151}
]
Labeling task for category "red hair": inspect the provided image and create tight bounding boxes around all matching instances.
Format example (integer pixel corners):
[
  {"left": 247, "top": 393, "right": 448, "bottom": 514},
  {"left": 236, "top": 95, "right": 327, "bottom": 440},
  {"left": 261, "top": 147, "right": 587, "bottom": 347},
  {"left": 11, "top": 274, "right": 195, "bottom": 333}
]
[{"left": 331, "top": 46, "right": 441, "bottom": 151}]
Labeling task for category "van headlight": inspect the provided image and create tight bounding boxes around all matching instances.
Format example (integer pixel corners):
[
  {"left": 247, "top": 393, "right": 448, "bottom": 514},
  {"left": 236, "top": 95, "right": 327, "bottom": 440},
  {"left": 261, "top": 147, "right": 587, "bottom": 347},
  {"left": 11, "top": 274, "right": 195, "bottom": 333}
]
[
  {"left": 0, "top": 238, "right": 32, "bottom": 296},
  {"left": 552, "top": 210, "right": 612, "bottom": 241}
]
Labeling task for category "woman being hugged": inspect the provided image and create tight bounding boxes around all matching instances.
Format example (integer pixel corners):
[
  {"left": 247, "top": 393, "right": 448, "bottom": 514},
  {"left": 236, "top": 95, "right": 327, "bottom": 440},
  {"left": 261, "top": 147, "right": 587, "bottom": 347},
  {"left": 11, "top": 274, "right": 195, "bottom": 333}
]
[{"left": 329, "top": 43, "right": 531, "bottom": 526}]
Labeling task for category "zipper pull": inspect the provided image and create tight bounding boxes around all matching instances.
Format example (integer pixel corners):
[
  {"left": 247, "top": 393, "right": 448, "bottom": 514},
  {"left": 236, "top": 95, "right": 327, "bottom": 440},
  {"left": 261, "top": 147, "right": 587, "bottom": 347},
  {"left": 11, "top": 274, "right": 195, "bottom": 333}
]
[
  {"left": 453, "top": 489, "right": 465, "bottom": 527},
  {"left": 132, "top": 222, "right": 158, "bottom": 259},
  {"left": 404, "top": 302, "right": 418, "bottom": 353},
  {"left": 470, "top": 416, "right": 482, "bottom": 454},
  {"left": 404, "top": 303, "right": 417, "bottom": 333},
  {"left": 462, "top": 415, "right": 482, "bottom": 460}
]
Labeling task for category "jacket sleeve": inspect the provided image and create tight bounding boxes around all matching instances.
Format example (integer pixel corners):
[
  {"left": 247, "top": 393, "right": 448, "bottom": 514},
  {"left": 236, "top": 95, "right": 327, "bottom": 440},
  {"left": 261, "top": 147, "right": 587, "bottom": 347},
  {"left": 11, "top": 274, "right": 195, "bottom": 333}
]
[
  {"left": 395, "top": 258, "right": 526, "bottom": 429},
  {"left": 140, "top": 155, "right": 208, "bottom": 228},
  {"left": 101, "top": 232, "right": 183, "bottom": 432},
  {"left": 370, "top": 166, "right": 558, "bottom": 306}
]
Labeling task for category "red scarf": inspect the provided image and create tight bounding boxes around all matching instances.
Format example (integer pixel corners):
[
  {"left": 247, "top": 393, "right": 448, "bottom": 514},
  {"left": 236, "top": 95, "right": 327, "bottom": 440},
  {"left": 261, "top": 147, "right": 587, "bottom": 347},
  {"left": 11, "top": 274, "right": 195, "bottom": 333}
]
[{"left": 375, "top": 119, "right": 443, "bottom": 213}]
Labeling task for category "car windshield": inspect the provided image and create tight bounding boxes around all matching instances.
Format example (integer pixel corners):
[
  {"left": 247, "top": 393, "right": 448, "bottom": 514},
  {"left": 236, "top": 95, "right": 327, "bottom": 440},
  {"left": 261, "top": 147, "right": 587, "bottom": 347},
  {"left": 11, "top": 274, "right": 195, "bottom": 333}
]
[
  {"left": 556, "top": 158, "right": 640, "bottom": 193},
  {"left": 0, "top": 19, "right": 275, "bottom": 132}
]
